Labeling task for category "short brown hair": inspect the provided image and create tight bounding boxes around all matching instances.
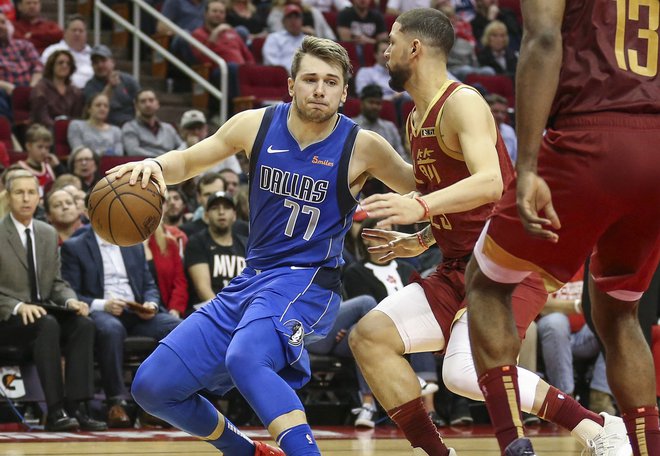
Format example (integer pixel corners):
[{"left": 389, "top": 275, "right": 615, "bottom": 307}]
[
  {"left": 6, "top": 170, "right": 38, "bottom": 193},
  {"left": 396, "top": 8, "right": 455, "bottom": 57},
  {"left": 25, "top": 123, "right": 53, "bottom": 144},
  {"left": 291, "top": 36, "right": 352, "bottom": 84}
]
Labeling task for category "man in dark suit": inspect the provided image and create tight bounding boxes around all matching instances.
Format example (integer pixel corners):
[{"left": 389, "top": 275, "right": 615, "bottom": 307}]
[
  {"left": 0, "top": 171, "right": 106, "bottom": 431},
  {"left": 60, "top": 224, "right": 181, "bottom": 427}
]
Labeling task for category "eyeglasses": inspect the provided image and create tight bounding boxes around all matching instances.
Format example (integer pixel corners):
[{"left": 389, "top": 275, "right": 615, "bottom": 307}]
[{"left": 75, "top": 157, "right": 94, "bottom": 163}]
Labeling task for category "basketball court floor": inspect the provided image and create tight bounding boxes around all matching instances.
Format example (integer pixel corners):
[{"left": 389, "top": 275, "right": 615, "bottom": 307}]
[{"left": 0, "top": 425, "right": 585, "bottom": 455}]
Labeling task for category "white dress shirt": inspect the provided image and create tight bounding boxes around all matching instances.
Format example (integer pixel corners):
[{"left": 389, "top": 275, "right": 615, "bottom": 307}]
[{"left": 91, "top": 233, "right": 136, "bottom": 312}]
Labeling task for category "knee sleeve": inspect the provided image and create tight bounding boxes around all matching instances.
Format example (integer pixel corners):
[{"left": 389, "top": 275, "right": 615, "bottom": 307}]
[
  {"left": 226, "top": 318, "right": 304, "bottom": 426},
  {"left": 442, "top": 351, "right": 483, "bottom": 401}
]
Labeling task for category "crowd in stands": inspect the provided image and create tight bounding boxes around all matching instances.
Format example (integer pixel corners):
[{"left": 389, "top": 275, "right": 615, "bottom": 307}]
[{"left": 1, "top": 0, "right": 658, "bottom": 433}]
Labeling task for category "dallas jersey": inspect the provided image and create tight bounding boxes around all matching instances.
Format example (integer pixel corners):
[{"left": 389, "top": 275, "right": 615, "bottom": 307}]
[{"left": 247, "top": 103, "right": 360, "bottom": 270}]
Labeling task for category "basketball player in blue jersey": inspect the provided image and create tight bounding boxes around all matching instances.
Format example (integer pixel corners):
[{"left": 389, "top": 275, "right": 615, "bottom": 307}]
[{"left": 109, "top": 36, "right": 416, "bottom": 456}]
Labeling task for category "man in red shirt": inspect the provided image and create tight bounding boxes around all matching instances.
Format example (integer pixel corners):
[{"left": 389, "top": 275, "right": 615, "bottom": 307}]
[{"left": 12, "top": 0, "right": 63, "bottom": 53}]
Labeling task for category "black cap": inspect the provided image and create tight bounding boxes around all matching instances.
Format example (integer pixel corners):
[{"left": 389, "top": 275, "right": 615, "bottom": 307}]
[
  {"left": 360, "top": 84, "right": 383, "bottom": 100},
  {"left": 206, "top": 191, "right": 236, "bottom": 211}
]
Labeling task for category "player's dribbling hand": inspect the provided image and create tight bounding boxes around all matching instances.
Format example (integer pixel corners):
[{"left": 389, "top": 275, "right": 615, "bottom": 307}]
[
  {"left": 362, "top": 228, "right": 426, "bottom": 262},
  {"left": 107, "top": 159, "right": 167, "bottom": 195},
  {"left": 516, "top": 171, "right": 561, "bottom": 242},
  {"left": 361, "top": 193, "right": 426, "bottom": 227}
]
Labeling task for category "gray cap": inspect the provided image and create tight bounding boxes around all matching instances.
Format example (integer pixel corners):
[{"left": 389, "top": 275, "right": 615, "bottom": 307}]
[
  {"left": 206, "top": 191, "right": 236, "bottom": 211},
  {"left": 91, "top": 44, "right": 113, "bottom": 59},
  {"left": 180, "top": 109, "right": 207, "bottom": 129}
]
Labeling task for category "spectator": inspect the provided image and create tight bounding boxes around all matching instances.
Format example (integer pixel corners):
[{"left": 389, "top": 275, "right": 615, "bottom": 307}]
[
  {"left": 477, "top": 20, "right": 517, "bottom": 77},
  {"left": 343, "top": 218, "right": 448, "bottom": 427},
  {"left": 84, "top": 44, "right": 140, "bottom": 127},
  {"left": 179, "top": 110, "right": 243, "bottom": 175},
  {"left": 41, "top": 14, "right": 93, "bottom": 89},
  {"left": 185, "top": 191, "right": 247, "bottom": 311},
  {"left": 267, "top": 0, "right": 336, "bottom": 40},
  {"left": 67, "top": 93, "right": 123, "bottom": 157},
  {"left": 336, "top": 0, "right": 387, "bottom": 44},
  {"left": 121, "top": 89, "right": 182, "bottom": 157},
  {"left": 190, "top": 1, "right": 253, "bottom": 112},
  {"left": 302, "top": 0, "right": 351, "bottom": 13},
  {"left": 262, "top": 5, "right": 306, "bottom": 72},
  {"left": 66, "top": 146, "right": 99, "bottom": 192},
  {"left": 145, "top": 219, "right": 188, "bottom": 319},
  {"left": 30, "top": 49, "right": 84, "bottom": 129},
  {"left": 355, "top": 39, "right": 403, "bottom": 101},
  {"left": 180, "top": 171, "right": 225, "bottom": 237},
  {"left": 0, "top": 11, "right": 43, "bottom": 120},
  {"left": 485, "top": 93, "right": 516, "bottom": 163},
  {"left": 386, "top": 0, "right": 433, "bottom": 15},
  {"left": 536, "top": 266, "right": 616, "bottom": 416},
  {"left": 156, "top": 0, "right": 205, "bottom": 64},
  {"left": 12, "top": 0, "right": 63, "bottom": 53},
  {"left": 163, "top": 185, "right": 190, "bottom": 229},
  {"left": 60, "top": 223, "right": 181, "bottom": 428},
  {"left": 0, "top": 171, "right": 107, "bottom": 432},
  {"left": 226, "top": 0, "right": 268, "bottom": 41},
  {"left": 44, "top": 187, "right": 83, "bottom": 244},
  {"left": 218, "top": 168, "right": 241, "bottom": 197},
  {"left": 351, "top": 84, "right": 406, "bottom": 160},
  {"left": 470, "top": 0, "right": 521, "bottom": 51},
  {"left": 0, "top": 0, "right": 15, "bottom": 21},
  {"left": 16, "top": 124, "right": 65, "bottom": 196},
  {"left": 452, "top": 0, "right": 477, "bottom": 22},
  {"left": 446, "top": 30, "right": 495, "bottom": 81}
]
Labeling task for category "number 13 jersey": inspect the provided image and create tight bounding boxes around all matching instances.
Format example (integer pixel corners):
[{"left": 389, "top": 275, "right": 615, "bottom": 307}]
[{"left": 247, "top": 103, "right": 359, "bottom": 270}]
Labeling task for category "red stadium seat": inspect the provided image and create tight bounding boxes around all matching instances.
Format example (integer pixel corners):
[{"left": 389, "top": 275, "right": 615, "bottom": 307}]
[
  {"left": 341, "top": 97, "right": 397, "bottom": 125},
  {"left": 9, "top": 151, "right": 27, "bottom": 164},
  {"left": 339, "top": 41, "right": 362, "bottom": 74},
  {"left": 322, "top": 11, "right": 338, "bottom": 35},
  {"left": 401, "top": 100, "right": 415, "bottom": 126},
  {"left": 464, "top": 74, "right": 515, "bottom": 107},
  {"left": 100, "top": 155, "right": 141, "bottom": 175},
  {"left": 499, "top": 0, "right": 523, "bottom": 24},
  {"left": 0, "top": 142, "right": 8, "bottom": 169},
  {"left": 250, "top": 36, "right": 266, "bottom": 64},
  {"left": 0, "top": 115, "right": 13, "bottom": 153},
  {"left": 380, "top": 99, "right": 397, "bottom": 125},
  {"left": 234, "top": 64, "right": 290, "bottom": 111},
  {"left": 53, "top": 118, "right": 71, "bottom": 158},
  {"left": 384, "top": 14, "right": 397, "bottom": 34},
  {"left": 11, "top": 86, "right": 31, "bottom": 125}
]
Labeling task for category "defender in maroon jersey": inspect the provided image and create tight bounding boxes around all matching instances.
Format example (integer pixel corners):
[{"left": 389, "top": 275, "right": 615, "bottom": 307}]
[{"left": 466, "top": 0, "right": 660, "bottom": 455}]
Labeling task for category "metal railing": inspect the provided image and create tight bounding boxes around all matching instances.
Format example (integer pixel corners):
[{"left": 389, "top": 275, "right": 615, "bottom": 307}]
[{"left": 90, "top": 0, "right": 229, "bottom": 124}]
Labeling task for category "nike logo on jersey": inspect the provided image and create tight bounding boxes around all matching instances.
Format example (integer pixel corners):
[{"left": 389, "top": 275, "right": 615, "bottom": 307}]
[{"left": 267, "top": 145, "right": 289, "bottom": 154}]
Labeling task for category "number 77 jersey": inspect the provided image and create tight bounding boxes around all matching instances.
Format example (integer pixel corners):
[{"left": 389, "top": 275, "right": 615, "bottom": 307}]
[
  {"left": 246, "top": 103, "right": 359, "bottom": 270},
  {"left": 551, "top": 0, "right": 659, "bottom": 118}
]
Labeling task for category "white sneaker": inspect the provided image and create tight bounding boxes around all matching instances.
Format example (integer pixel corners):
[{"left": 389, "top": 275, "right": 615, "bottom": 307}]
[
  {"left": 582, "top": 413, "right": 632, "bottom": 456},
  {"left": 352, "top": 405, "right": 376, "bottom": 428},
  {"left": 419, "top": 377, "right": 439, "bottom": 396}
]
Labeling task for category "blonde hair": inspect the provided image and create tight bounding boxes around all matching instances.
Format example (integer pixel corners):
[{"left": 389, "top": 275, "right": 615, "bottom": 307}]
[
  {"left": 291, "top": 36, "right": 352, "bottom": 84},
  {"left": 481, "top": 20, "right": 509, "bottom": 48},
  {"left": 25, "top": 123, "right": 53, "bottom": 144}
]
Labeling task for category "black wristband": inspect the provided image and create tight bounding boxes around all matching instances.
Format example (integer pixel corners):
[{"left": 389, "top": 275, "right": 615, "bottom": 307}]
[{"left": 146, "top": 158, "right": 163, "bottom": 173}]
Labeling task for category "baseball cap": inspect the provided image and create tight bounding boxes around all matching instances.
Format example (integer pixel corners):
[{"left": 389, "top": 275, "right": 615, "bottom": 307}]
[
  {"left": 91, "top": 44, "right": 113, "bottom": 59},
  {"left": 283, "top": 4, "right": 302, "bottom": 17},
  {"left": 180, "top": 110, "right": 207, "bottom": 129},
  {"left": 360, "top": 84, "right": 383, "bottom": 100},
  {"left": 206, "top": 191, "right": 236, "bottom": 211}
]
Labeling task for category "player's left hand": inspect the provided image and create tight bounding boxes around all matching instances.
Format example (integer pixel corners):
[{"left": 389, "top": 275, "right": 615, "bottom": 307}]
[
  {"left": 361, "top": 193, "right": 426, "bottom": 227},
  {"left": 107, "top": 159, "right": 166, "bottom": 195},
  {"left": 516, "top": 170, "right": 561, "bottom": 242},
  {"left": 362, "top": 228, "right": 426, "bottom": 262}
]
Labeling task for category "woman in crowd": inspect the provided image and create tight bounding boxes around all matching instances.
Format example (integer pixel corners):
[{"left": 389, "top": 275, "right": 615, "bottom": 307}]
[
  {"left": 30, "top": 49, "right": 84, "bottom": 129},
  {"left": 68, "top": 93, "right": 124, "bottom": 156},
  {"left": 477, "top": 20, "right": 518, "bottom": 78},
  {"left": 67, "top": 145, "right": 100, "bottom": 192}
]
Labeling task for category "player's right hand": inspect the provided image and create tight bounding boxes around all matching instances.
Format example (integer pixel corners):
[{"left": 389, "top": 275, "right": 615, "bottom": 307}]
[
  {"left": 18, "top": 304, "right": 46, "bottom": 325},
  {"left": 104, "top": 299, "right": 127, "bottom": 316},
  {"left": 107, "top": 159, "right": 166, "bottom": 195},
  {"left": 362, "top": 228, "right": 426, "bottom": 262},
  {"left": 516, "top": 171, "right": 561, "bottom": 242}
]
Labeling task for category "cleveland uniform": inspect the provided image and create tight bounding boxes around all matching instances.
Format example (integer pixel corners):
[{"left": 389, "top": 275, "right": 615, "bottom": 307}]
[
  {"left": 406, "top": 80, "right": 546, "bottom": 343},
  {"left": 476, "top": 0, "right": 660, "bottom": 296},
  {"left": 160, "top": 103, "right": 360, "bottom": 394}
]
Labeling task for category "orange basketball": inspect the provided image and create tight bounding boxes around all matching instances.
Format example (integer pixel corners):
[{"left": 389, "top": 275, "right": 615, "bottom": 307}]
[{"left": 88, "top": 172, "right": 164, "bottom": 246}]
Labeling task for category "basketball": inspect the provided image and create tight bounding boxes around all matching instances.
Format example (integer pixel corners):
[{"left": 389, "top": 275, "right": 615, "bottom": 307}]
[{"left": 88, "top": 172, "right": 164, "bottom": 246}]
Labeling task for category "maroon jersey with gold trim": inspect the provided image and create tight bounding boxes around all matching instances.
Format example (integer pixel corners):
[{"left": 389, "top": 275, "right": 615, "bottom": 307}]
[
  {"left": 551, "top": 0, "right": 660, "bottom": 118},
  {"left": 407, "top": 81, "right": 514, "bottom": 259}
]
